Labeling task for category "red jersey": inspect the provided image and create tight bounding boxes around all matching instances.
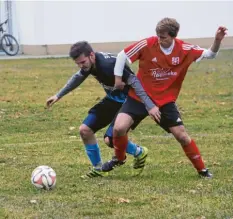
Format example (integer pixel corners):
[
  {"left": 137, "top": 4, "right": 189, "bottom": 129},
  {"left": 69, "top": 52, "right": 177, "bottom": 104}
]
[{"left": 124, "top": 37, "right": 204, "bottom": 107}]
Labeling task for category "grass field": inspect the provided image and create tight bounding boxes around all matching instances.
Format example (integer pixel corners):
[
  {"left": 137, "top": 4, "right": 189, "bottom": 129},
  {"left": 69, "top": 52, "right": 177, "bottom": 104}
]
[{"left": 0, "top": 49, "right": 233, "bottom": 219}]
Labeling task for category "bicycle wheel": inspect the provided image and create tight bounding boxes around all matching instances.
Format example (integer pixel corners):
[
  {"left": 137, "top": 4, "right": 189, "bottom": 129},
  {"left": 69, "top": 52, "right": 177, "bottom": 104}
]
[{"left": 1, "top": 34, "right": 19, "bottom": 56}]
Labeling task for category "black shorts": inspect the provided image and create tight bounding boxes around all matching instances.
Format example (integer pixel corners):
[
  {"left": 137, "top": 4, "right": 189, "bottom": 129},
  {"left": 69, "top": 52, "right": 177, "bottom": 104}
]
[
  {"left": 82, "top": 97, "right": 122, "bottom": 134},
  {"left": 118, "top": 96, "right": 184, "bottom": 133}
]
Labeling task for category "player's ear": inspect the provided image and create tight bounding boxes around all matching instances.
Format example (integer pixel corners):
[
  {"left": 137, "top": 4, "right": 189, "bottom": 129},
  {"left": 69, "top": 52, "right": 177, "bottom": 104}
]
[{"left": 89, "top": 52, "right": 95, "bottom": 62}]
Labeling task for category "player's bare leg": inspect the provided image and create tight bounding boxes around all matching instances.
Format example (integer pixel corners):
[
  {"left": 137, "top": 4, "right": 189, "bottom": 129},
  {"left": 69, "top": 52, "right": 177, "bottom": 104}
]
[
  {"left": 169, "top": 125, "right": 212, "bottom": 178},
  {"left": 102, "top": 113, "right": 148, "bottom": 173},
  {"left": 79, "top": 124, "right": 98, "bottom": 145},
  {"left": 102, "top": 113, "right": 131, "bottom": 171}
]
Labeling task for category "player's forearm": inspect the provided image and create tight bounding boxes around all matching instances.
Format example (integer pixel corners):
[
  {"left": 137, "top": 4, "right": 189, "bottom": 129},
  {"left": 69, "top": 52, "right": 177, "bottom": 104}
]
[
  {"left": 127, "top": 74, "right": 155, "bottom": 111},
  {"left": 210, "top": 39, "right": 221, "bottom": 53},
  {"left": 56, "top": 71, "right": 86, "bottom": 98},
  {"left": 206, "top": 26, "right": 227, "bottom": 58},
  {"left": 114, "top": 50, "right": 128, "bottom": 77},
  {"left": 204, "top": 39, "right": 222, "bottom": 59},
  {"left": 199, "top": 39, "right": 222, "bottom": 61}
]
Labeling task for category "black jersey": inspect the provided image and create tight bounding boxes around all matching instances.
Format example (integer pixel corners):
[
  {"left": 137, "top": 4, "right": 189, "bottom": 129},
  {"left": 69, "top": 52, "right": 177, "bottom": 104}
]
[
  {"left": 80, "top": 52, "right": 134, "bottom": 102},
  {"left": 57, "top": 52, "right": 135, "bottom": 103}
]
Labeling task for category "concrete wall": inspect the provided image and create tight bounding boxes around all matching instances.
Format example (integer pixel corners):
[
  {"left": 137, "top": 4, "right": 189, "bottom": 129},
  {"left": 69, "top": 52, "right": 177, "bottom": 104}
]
[{"left": 11, "top": 1, "right": 233, "bottom": 55}]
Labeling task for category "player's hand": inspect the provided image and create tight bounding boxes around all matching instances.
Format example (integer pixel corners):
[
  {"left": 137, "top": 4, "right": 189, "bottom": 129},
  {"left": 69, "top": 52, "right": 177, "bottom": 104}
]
[
  {"left": 148, "top": 106, "right": 161, "bottom": 123},
  {"left": 114, "top": 76, "right": 125, "bottom": 90},
  {"left": 215, "top": 26, "right": 227, "bottom": 41},
  {"left": 46, "top": 95, "right": 59, "bottom": 108}
]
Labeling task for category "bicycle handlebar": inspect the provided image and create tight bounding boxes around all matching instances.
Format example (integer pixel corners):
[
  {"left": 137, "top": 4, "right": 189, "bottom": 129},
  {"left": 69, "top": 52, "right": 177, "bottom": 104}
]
[{"left": 0, "top": 19, "right": 8, "bottom": 27}]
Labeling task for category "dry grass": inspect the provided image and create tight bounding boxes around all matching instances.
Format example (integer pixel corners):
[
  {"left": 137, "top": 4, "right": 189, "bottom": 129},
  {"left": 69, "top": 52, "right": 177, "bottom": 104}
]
[{"left": 0, "top": 50, "right": 233, "bottom": 219}]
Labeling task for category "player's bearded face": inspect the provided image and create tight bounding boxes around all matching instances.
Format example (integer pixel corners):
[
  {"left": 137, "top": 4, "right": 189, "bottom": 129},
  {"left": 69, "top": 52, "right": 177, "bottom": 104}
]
[
  {"left": 75, "top": 53, "right": 95, "bottom": 71},
  {"left": 157, "top": 32, "right": 174, "bottom": 48}
]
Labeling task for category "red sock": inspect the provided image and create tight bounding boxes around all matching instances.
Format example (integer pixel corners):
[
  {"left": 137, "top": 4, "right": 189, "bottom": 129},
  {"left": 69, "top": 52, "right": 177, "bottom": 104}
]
[
  {"left": 113, "top": 135, "right": 128, "bottom": 161},
  {"left": 182, "top": 139, "right": 205, "bottom": 172}
]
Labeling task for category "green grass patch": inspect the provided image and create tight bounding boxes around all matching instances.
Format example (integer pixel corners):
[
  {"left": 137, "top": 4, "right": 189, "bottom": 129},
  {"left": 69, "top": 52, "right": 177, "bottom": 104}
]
[{"left": 0, "top": 50, "right": 233, "bottom": 218}]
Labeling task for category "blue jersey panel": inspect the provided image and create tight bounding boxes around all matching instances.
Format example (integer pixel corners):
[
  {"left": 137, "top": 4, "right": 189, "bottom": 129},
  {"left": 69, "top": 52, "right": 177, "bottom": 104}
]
[{"left": 105, "top": 89, "right": 127, "bottom": 103}]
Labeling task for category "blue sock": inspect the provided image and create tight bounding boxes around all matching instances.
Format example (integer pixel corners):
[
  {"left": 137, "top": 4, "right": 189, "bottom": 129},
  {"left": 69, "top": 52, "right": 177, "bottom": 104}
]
[
  {"left": 126, "top": 141, "right": 142, "bottom": 157},
  {"left": 85, "top": 144, "right": 102, "bottom": 168}
]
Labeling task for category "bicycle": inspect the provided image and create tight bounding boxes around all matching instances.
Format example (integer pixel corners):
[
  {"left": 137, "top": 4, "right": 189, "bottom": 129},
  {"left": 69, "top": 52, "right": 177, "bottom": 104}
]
[{"left": 0, "top": 19, "right": 19, "bottom": 56}]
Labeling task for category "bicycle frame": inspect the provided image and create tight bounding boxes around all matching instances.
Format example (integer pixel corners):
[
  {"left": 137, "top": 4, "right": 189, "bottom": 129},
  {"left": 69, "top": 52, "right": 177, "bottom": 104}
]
[
  {"left": 0, "top": 19, "right": 19, "bottom": 56},
  {"left": 0, "top": 20, "right": 7, "bottom": 40}
]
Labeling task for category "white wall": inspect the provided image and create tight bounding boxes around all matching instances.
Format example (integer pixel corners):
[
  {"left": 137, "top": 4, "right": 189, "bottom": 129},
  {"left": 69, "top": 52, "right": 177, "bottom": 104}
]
[
  {"left": 14, "top": 1, "right": 233, "bottom": 45},
  {"left": 14, "top": 1, "right": 41, "bottom": 45},
  {"left": 0, "top": 1, "right": 6, "bottom": 23}
]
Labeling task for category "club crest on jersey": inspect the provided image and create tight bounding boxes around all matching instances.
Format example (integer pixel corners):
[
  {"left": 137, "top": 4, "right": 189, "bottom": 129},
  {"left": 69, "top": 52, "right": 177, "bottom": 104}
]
[
  {"left": 152, "top": 57, "right": 157, "bottom": 62},
  {"left": 172, "top": 57, "right": 179, "bottom": 65}
]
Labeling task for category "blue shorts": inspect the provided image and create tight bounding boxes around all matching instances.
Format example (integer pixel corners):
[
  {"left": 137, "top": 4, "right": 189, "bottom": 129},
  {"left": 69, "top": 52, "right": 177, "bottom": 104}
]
[{"left": 82, "top": 97, "right": 123, "bottom": 139}]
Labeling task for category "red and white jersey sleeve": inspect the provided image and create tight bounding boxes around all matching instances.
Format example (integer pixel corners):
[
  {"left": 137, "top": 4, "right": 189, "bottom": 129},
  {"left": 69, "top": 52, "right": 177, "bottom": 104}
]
[
  {"left": 182, "top": 43, "right": 206, "bottom": 62},
  {"left": 124, "top": 39, "right": 148, "bottom": 63}
]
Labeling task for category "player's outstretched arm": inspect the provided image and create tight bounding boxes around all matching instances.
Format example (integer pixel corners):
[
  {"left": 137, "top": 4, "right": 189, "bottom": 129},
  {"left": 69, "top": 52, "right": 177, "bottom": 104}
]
[
  {"left": 211, "top": 26, "right": 227, "bottom": 53},
  {"left": 195, "top": 26, "right": 227, "bottom": 61},
  {"left": 56, "top": 70, "right": 88, "bottom": 98},
  {"left": 46, "top": 95, "right": 60, "bottom": 108},
  {"left": 46, "top": 70, "right": 88, "bottom": 108}
]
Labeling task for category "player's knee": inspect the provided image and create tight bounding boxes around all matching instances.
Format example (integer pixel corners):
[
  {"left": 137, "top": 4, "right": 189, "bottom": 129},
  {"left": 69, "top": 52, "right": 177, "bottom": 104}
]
[
  {"left": 79, "top": 124, "right": 92, "bottom": 139},
  {"left": 113, "top": 124, "right": 127, "bottom": 136},
  {"left": 104, "top": 136, "right": 113, "bottom": 148},
  {"left": 104, "top": 136, "right": 110, "bottom": 146},
  {"left": 177, "top": 133, "right": 191, "bottom": 146}
]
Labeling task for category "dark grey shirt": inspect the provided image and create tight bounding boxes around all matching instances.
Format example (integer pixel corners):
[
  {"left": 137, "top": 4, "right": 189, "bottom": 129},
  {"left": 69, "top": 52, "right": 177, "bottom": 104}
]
[{"left": 56, "top": 52, "right": 155, "bottom": 110}]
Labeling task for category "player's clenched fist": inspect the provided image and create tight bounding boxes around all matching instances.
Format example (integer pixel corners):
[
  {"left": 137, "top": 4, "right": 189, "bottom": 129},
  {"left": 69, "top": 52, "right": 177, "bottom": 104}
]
[
  {"left": 46, "top": 95, "right": 59, "bottom": 108},
  {"left": 215, "top": 26, "right": 227, "bottom": 41}
]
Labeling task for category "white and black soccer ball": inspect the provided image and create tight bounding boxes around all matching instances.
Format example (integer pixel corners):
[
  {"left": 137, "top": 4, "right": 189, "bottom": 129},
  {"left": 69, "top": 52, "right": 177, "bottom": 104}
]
[{"left": 31, "top": 165, "right": 56, "bottom": 190}]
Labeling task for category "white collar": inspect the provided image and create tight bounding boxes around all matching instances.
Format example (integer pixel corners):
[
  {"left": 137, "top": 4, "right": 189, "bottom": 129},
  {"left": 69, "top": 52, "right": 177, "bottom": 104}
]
[{"left": 160, "top": 40, "right": 175, "bottom": 55}]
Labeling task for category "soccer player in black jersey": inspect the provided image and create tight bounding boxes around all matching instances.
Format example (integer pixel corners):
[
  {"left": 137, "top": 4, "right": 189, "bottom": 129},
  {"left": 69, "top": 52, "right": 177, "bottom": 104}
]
[{"left": 46, "top": 41, "right": 156, "bottom": 178}]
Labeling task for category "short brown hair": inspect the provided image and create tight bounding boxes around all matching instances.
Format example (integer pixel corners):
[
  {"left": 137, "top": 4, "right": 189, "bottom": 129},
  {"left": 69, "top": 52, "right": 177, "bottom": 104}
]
[
  {"left": 69, "top": 41, "right": 93, "bottom": 60},
  {"left": 156, "top": 17, "right": 180, "bottom": 37}
]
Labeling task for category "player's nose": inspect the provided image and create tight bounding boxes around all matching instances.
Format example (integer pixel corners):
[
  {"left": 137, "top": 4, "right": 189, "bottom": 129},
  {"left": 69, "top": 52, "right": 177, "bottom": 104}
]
[{"left": 78, "top": 63, "right": 84, "bottom": 69}]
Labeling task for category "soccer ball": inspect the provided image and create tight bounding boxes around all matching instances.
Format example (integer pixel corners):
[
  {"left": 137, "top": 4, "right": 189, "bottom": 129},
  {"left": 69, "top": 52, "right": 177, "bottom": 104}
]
[{"left": 31, "top": 165, "right": 56, "bottom": 190}]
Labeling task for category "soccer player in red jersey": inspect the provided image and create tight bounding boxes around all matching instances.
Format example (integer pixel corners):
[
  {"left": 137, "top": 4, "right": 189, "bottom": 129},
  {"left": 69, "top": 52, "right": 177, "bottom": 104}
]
[{"left": 102, "top": 17, "right": 227, "bottom": 178}]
